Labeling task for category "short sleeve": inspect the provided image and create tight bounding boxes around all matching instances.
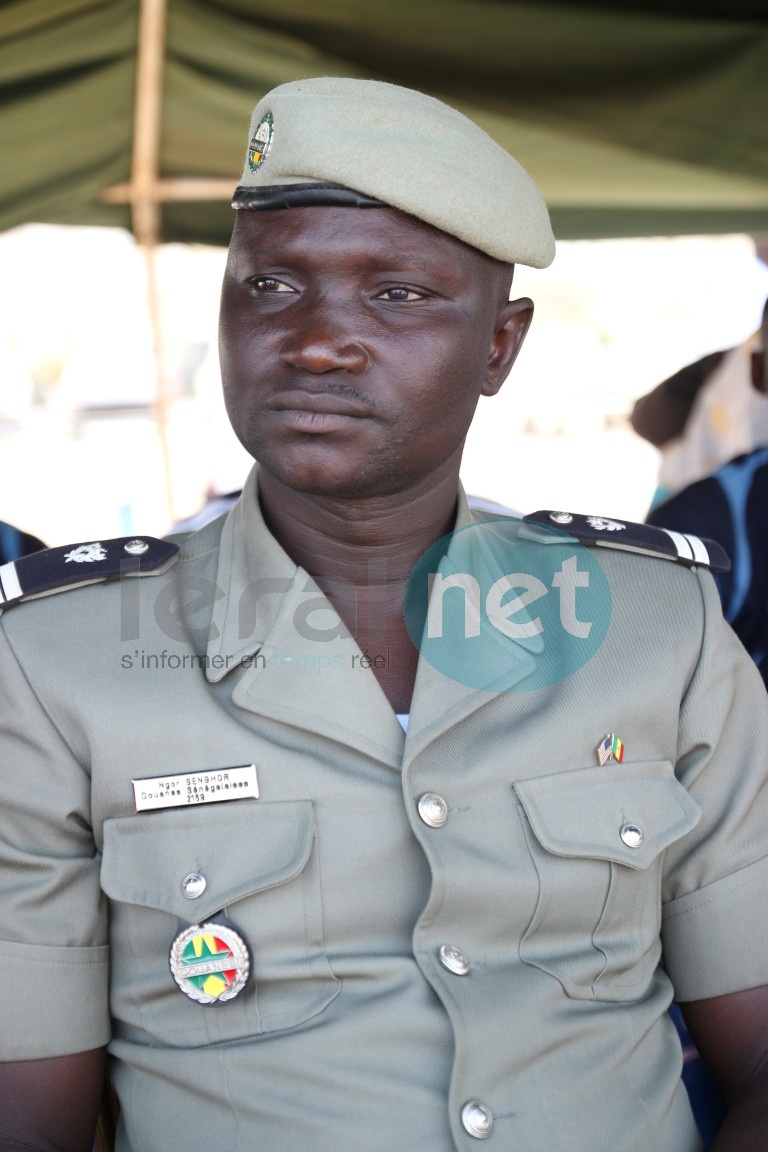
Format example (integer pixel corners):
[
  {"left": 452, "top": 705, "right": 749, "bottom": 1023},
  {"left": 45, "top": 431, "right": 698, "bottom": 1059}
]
[
  {"left": 661, "top": 569, "right": 768, "bottom": 1001},
  {"left": 0, "top": 621, "right": 109, "bottom": 1058}
]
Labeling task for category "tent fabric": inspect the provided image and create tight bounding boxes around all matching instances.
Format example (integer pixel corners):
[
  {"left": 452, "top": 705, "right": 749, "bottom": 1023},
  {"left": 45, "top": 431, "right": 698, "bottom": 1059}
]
[{"left": 1, "top": 0, "right": 767, "bottom": 244}]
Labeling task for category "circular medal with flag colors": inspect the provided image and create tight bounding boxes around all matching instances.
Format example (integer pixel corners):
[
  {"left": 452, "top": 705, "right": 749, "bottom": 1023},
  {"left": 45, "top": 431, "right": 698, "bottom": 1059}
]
[
  {"left": 248, "top": 112, "right": 273, "bottom": 171},
  {"left": 170, "top": 921, "right": 251, "bottom": 1005}
]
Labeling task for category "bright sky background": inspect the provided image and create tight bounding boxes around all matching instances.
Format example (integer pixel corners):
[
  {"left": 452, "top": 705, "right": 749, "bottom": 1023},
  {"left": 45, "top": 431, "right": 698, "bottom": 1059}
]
[{"left": 0, "top": 224, "right": 766, "bottom": 547}]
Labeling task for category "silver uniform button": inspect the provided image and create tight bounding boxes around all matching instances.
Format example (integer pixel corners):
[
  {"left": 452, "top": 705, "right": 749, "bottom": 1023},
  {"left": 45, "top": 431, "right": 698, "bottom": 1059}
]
[
  {"left": 549, "top": 511, "right": 573, "bottom": 524},
  {"left": 124, "top": 538, "right": 150, "bottom": 555},
  {"left": 620, "top": 823, "right": 644, "bottom": 848},
  {"left": 439, "top": 944, "right": 470, "bottom": 976},
  {"left": 418, "top": 792, "right": 448, "bottom": 828},
  {"left": 461, "top": 1101, "right": 494, "bottom": 1139},
  {"left": 181, "top": 872, "right": 207, "bottom": 899}
]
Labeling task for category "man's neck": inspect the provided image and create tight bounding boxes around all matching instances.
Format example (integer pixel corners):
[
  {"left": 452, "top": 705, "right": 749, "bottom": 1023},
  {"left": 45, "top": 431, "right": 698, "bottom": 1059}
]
[
  {"left": 256, "top": 467, "right": 462, "bottom": 589},
  {"left": 254, "top": 466, "right": 463, "bottom": 713}
]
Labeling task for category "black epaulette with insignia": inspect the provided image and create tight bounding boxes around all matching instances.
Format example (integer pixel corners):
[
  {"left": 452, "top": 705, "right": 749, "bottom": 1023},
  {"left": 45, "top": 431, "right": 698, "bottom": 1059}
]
[
  {"left": 523, "top": 511, "right": 731, "bottom": 572},
  {"left": 0, "top": 536, "right": 179, "bottom": 610}
]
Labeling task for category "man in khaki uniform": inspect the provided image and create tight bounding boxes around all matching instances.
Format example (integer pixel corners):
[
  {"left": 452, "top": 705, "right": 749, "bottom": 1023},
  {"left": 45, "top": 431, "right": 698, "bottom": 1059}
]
[{"left": 1, "top": 78, "right": 768, "bottom": 1152}]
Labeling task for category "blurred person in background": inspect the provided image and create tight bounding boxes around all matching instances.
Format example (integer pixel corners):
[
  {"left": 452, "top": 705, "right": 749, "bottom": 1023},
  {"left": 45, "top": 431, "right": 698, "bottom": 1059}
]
[{"left": 632, "top": 242, "right": 768, "bottom": 513}]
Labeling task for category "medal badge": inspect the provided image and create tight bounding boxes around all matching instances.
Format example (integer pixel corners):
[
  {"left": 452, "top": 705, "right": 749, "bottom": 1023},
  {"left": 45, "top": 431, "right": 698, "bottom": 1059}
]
[{"left": 170, "top": 920, "right": 251, "bottom": 1004}]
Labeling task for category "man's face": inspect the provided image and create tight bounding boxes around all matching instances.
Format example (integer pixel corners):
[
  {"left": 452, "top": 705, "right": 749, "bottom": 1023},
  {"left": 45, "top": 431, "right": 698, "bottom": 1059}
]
[{"left": 219, "top": 204, "right": 532, "bottom": 499}]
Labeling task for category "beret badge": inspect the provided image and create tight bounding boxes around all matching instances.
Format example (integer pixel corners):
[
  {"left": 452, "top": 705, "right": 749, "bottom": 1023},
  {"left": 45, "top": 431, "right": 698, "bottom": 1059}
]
[{"left": 248, "top": 111, "right": 273, "bottom": 171}]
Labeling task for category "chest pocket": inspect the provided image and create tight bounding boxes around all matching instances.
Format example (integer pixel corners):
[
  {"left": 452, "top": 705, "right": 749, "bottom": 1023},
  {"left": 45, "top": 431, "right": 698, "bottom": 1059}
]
[
  {"left": 514, "top": 761, "right": 700, "bottom": 1001},
  {"left": 101, "top": 800, "right": 340, "bottom": 1046}
]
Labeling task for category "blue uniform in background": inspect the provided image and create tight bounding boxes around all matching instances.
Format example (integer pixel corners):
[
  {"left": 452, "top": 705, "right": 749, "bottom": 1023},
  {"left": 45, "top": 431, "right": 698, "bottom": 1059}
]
[
  {"left": 648, "top": 447, "right": 768, "bottom": 690},
  {"left": 0, "top": 520, "right": 45, "bottom": 566}
]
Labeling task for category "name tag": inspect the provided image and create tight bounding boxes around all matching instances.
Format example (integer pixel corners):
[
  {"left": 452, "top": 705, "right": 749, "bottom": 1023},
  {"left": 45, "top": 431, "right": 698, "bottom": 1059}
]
[{"left": 132, "top": 764, "right": 259, "bottom": 812}]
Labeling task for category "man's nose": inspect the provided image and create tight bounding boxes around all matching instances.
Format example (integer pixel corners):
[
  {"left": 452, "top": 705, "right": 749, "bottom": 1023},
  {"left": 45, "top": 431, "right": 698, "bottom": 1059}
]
[{"left": 278, "top": 302, "right": 369, "bottom": 374}]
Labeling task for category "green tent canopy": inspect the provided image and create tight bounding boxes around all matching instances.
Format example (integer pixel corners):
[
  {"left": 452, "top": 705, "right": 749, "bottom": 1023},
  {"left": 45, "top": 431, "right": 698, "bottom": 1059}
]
[{"left": 1, "top": 0, "right": 767, "bottom": 244}]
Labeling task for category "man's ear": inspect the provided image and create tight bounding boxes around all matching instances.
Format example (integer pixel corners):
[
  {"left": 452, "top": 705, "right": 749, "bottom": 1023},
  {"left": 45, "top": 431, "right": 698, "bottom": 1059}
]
[
  {"left": 482, "top": 297, "right": 534, "bottom": 397},
  {"left": 751, "top": 350, "right": 767, "bottom": 394}
]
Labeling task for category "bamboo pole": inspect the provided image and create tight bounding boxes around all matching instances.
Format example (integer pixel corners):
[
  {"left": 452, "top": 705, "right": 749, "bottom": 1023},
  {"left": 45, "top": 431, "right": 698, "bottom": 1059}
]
[
  {"left": 131, "top": 0, "right": 165, "bottom": 247},
  {"left": 130, "top": 0, "right": 176, "bottom": 524}
]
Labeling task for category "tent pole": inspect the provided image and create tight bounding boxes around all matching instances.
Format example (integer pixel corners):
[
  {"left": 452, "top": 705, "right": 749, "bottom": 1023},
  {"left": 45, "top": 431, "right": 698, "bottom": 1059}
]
[{"left": 132, "top": 0, "right": 176, "bottom": 526}]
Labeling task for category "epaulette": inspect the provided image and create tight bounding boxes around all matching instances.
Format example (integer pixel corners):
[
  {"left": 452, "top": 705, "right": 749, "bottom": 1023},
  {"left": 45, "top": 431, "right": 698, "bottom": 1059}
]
[
  {"left": 523, "top": 511, "right": 730, "bottom": 573},
  {"left": 0, "top": 536, "right": 179, "bottom": 610}
]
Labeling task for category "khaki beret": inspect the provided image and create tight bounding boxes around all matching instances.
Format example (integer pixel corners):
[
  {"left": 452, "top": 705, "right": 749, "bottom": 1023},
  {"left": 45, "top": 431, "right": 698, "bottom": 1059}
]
[{"left": 232, "top": 77, "right": 555, "bottom": 269}]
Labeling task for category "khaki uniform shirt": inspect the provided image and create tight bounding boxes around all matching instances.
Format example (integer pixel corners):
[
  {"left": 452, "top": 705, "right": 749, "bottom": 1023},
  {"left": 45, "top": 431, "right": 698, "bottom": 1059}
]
[{"left": 2, "top": 465, "right": 768, "bottom": 1151}]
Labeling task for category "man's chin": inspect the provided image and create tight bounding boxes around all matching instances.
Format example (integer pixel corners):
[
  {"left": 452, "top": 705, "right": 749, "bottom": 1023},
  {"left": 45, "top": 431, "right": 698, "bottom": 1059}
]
[{"left": 255, "top": 453, "right": 416, "bottom": 503}]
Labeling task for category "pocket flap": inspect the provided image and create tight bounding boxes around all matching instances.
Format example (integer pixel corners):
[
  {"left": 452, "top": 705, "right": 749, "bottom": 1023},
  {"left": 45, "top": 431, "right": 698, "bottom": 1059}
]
[
  {"left": 514, "top": 761, "right": 700, "bottom": 870},
  {"left": 102, "top": 800, "right": 314, "bottom": 920}
]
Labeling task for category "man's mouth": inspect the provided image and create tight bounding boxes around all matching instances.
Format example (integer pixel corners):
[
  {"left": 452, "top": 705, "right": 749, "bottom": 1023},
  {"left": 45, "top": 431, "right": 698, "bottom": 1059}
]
[{"left": 268, "top": 389, "right": 372, "bottom": 432}]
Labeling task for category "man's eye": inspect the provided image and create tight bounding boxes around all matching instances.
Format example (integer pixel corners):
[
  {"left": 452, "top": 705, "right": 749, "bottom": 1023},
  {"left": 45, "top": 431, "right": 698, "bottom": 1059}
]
[
  {"left": 376, "top": 286, "right": 425, "bottom": 302},
  {"left": 249, "top": 277, "right": 294, "bottom": 293}
]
